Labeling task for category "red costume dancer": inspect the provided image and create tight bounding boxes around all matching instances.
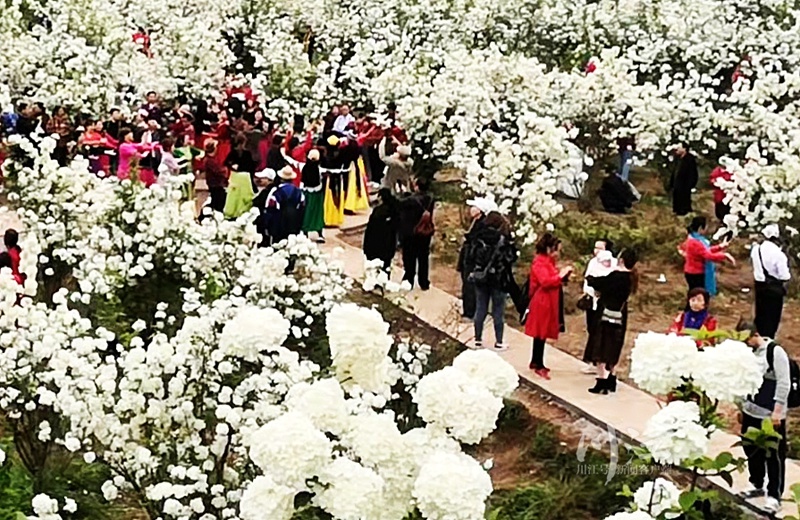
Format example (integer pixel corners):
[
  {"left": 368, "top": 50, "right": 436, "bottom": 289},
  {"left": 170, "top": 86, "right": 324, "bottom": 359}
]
[{"left": 283, "top": 129, "right": 316, "bottom": 187}]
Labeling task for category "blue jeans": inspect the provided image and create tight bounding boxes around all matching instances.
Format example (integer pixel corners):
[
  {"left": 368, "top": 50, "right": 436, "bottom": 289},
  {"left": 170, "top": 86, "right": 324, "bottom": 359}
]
[
  {"left": 474, "top": 285, "right": 507, "bottom": 345},
  {"left": 618, "top": 149, "right": 634, "bottom": 182}
]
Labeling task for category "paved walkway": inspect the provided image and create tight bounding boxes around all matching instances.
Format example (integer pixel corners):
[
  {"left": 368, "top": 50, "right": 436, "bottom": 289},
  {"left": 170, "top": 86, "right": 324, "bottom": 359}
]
[{"left": 325, "top": 211, "right": 798, "bottom": 518}]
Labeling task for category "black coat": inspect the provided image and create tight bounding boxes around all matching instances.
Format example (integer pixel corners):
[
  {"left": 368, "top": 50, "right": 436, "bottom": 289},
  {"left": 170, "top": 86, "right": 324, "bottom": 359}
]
[
  {"left": 398, "top": 192, "right": 434, "bottom": 240},
  {"left": 461, "top": 225, "right": 518, "bottom": 289},
  {"left": 598, "top": 174, "right": 636, "bottom": 214},
  {"left": 672, "top": 153, "right": 698, "bottom": 216},
  {"left": 363, "top": 203, "right": 398, "bottom": 263},
  {"left": 225, "top": 148, "right": 257, "bottom": 173}
]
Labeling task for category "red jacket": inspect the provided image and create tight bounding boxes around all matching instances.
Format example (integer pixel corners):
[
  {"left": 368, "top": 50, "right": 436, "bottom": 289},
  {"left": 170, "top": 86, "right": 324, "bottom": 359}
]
[
  {"left": 668, "top": 311, "right": 717, "bottom": 335},
  {"left": 709, "top": 167, "right": 732, "bottom": 204},
  {"left": 679, "top": 237, "right": 726, "bottom": 275},
  {"left": 524, "top": 254, "right": 563, "bottom": 340}
]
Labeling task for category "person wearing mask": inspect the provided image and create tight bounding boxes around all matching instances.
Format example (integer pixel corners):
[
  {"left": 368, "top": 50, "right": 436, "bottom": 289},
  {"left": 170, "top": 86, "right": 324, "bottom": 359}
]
[
  {"left": 525, "top": 233, "right": 573, "bottom": 380},
  {"left": 678, "top": 216, "right": 734, "bottom": 294},
  {"left": 466, "top": 211, "right": 517, "bottom": 351},
  {"left": 266, "top": 167, "right": 306, "bottom": 243},
  {"left": 363, "top": 188, "right": 399, "bottom": 271},
  {"left": 709, "top": 164, "right": 733, "bottom": 222},
  {"left": 671, "top": 143, "right": 699, "bottom": 216},
  {"left": 736, "top": 321, "right": 791, "bottom": 514},
  {"left": 300, "top": 149, "right": 325, "bottom": 242},
  {"left": 751, "top": 224, "right": 791, "bottom": 339},
  {"left": 398, "top": 177, "right": 434, "bottom": 290},
  {"left": 585, "top": 249, "right": 639, "bottom": 394},
  {"left": 457, "top": 197, "right": 498, "bottom": 320},
  {"left": 378, "top": 135, "right": 413, "bottom": 195},
  {"left": 581, "top": 240, "right": 615, "bottom": 374}
]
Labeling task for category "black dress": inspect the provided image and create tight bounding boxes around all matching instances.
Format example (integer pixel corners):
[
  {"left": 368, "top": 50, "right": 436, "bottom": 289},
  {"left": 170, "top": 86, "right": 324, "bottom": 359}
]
[
  {"left": 363, "top": 203, "right": 398, "bottom": 270},
  {"left": 584, "top": 271, "right": 633, "bottom": 367},
  {"left": 672, "top": 153, "right": 698, "bottom": 216}
]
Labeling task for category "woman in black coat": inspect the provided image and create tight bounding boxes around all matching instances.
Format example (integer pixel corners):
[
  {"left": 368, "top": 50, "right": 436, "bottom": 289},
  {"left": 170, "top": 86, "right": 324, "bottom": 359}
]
[
  {"left": 363, "top": 188, "right": 399, "bottom": 271},
  {"left": 672, "top": 144, "right": 698, "bottom": 216}
]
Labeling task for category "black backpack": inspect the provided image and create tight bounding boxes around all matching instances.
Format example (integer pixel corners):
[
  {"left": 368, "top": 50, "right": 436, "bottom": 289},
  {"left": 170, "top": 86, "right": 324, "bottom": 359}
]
[{"left": 767, "top": 342, "right": 800, "bottom": 408}]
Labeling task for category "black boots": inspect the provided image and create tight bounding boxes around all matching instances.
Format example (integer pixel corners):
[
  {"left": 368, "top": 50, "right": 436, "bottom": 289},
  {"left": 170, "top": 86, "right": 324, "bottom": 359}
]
[{"left": 588, "top": 375, "right": 617, "bottom": 395}]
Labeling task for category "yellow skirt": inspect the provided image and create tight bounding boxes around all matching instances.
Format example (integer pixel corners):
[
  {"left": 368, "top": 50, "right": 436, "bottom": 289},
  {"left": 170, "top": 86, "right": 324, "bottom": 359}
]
[
  {"left": 324, "top": 173, "right": 345, "bottom": 227},
  {"left": 344, "top": 157, "right": 370, "bottom": 213}
]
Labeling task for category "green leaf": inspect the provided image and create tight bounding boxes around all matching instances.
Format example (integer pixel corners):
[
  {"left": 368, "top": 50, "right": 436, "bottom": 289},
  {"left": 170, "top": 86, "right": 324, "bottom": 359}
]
[{"left": 679, "top": 490, "right": 700, "bottom": 511}]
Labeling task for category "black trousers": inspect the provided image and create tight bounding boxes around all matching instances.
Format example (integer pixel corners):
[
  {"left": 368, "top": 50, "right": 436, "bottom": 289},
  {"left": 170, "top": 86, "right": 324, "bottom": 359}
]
[
  {"left": 685, "top": 273, "right": 705, "bottom": 291},
  {"left": 741, "top": 413, "right": 787, "bottom": 499},
  {"left": 755, "top": 283, "right": 785, "bottom": 338},
  {"left": 531, "top": 337, "right": 546, "bottom": 369},
  {"left": 209, "top": 187, "right": 227, "bottom": 213},
  {"left": 401, "top": 235, "right": 431, "bottom": 289},
  {"left": 461, "top": 276, "right": 476, "bottom": 319}
]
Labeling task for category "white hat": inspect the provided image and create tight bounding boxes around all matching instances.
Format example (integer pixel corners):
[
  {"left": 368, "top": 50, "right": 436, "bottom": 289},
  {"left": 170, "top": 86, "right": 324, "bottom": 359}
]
[
  {"left": 597, "top": 250, "right": 614, "bottom": 263},
  {"left": 763, "top": 223, "right": 780, "bottom": 239},
  {"left": 307, "top": 149, "right": 320, "bottom": 161},
  {"left": 397, "top": 145, "right": 412, "bottom": 157},
  {"left": 255, "top": 168, "right": 276, "bottom": 180},
  {"left": 466, "top": 196, "right": 498, "bottom": 215},
  {"left": 278, "top": 166, "right": 297, "bottom": 181}
]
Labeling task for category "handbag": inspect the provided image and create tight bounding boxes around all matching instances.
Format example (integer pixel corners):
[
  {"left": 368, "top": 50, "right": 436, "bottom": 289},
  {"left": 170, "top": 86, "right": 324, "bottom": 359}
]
[
  {"left": 576, "top": 294, "right": 593, "bottom": 311},
  {"left": 758, "top": 245, "right": 788, "bottom": 297}
]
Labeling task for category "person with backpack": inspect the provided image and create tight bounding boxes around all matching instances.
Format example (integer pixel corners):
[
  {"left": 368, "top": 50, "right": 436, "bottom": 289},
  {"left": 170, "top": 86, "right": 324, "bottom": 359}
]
[
  {"left": 465, "top": 211, "right": 517, "bottom": 351},
  {"left": 751, "top": 224, "right": 790, "bottom": 339},
  {"left": 398, "top": 177, "right": 434, "bottom": 290},
  {"left": 736, "top": 320, "right": 795, "bottom": 514},
  {"left": 457, "top": 197, "right": 498, "bottom": 320}
]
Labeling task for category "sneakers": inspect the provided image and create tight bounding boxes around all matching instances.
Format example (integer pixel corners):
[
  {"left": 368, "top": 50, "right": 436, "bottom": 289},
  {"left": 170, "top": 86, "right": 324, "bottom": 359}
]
[
  {"left": 581, "top": 364, "right": 597, "bottom": 375},
  {"left": 493, "top": 344, "right": 509, "bottom": 352},
  {"left": 469, "top": 340, "right": 483, "bottom": 350},
  {"left": 763, "top": 497, "right": 780, "bottom": 513},
  {"left": 739, "top": 487, "right": 765, "bottom": 500}
]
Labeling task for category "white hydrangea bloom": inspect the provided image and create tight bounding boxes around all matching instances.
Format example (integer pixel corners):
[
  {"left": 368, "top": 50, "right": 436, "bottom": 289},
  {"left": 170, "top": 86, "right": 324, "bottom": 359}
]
[
  {"left": 284, "top": 378, "right": 350, "bottom": 435},
  {"left": 452, "top": 349, "right": 519, "bottom": 398},
  {"left": 631, "top": 478, "right": 681, "bottom": 519},
  {"left": 326, "top": 303, "right": 395, "bottom": 393},
  {"left": 219, "top": 306, "right": 291, "bottom": 361},
  {"left": 412, "top": 452, "right": 493, "bottom": 520},
  {"left": 629, "top": 332, "right": 699, "bottom": 394},
  {"left": 313, "top": 458, "right": 385, "bottom": 520},
  {"left": 239, "top": 475, "right": 296, "bottom": 520},
  {"left": 642, "top": 401, "right": 710, "bottom": 465},
  {"left": 247, "top": 412, "right": 332, "bottom": 489},
  {"left": 691, "top": 340, "right": 764, "bottom": 402}
]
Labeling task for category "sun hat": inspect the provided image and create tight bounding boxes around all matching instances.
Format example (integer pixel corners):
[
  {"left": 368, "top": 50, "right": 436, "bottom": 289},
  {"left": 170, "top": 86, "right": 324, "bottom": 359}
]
[
  {"left": 397, "top": 145, "right": 412, "bottom": 157},
  {"left": 466, "top": 196, "right": 498, "bottom": 215},
  {"left": 278, "top": 166, "right": 297, "bottom": 181},
  {"left": 255, "top": 168, "right": 276, "bottom": 180},
  {"left": 307, "top": 149, "right": 320, "bottom": 161}
]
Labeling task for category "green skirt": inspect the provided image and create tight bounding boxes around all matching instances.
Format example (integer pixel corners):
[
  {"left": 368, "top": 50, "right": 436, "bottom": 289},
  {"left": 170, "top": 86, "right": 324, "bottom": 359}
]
[{"left": 302, "top": 190, "right": 325, "bottom": 233}]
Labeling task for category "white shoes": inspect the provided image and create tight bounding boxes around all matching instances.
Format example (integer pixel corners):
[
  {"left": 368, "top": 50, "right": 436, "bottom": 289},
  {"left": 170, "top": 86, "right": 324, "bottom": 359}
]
[
  {"left": 493, "top": 344, "right": 509, "bottom": 352},
  {"left": 763, "top": 497, "right": 780, "bottom": 513},
  {"left": 739, "top": 487, "right": 764, "bottom": 500},
  {"left": 469, "top": 341, "right": 482, "bottom": 350}
]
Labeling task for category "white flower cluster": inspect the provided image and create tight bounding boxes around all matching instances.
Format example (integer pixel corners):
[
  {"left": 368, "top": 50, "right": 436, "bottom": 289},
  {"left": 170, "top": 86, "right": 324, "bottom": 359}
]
[
  {"left": 630, "top": 332, "right": 763, "bottom": 403},
  {"left": 642, "top": 401, "right": 711, "bottom": 466}
]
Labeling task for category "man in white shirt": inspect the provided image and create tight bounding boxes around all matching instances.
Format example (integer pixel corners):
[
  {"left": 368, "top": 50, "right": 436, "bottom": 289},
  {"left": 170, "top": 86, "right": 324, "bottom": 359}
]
[
  {"left": 332, "top": 104, "right": 355, "bottom": 135},
  {"left": 751, "top": 224, "right": 791, "bottom": 338}
]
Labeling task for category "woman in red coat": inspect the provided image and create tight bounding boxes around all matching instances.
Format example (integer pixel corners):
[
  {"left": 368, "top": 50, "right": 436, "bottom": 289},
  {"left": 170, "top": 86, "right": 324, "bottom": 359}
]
[{"left": 525, "top": 233, "right": 573, "bottom": 380}]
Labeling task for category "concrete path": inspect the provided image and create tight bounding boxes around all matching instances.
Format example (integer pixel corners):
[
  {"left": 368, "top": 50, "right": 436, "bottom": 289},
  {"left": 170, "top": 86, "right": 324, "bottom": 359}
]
[{"left": 325, "top": 210, "right": 799, "bottom": 518}]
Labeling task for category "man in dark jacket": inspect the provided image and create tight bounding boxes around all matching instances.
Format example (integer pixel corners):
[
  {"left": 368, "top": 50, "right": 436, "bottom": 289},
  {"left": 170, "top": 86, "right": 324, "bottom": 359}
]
[
  {"left": 266, "top": 167, "right": 305, "bottom": 244},
  {"left": 398, "top": 177, "right": 434, "bottom": 290},
  {"left": 672, "top": 143, "right": 698, "bottom": 216}
]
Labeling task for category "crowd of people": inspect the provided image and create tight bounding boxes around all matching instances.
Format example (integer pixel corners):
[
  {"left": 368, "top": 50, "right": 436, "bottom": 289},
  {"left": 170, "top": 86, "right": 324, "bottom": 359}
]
[{"left": 0, "top": 84, "right": 414, "bottom": 247}]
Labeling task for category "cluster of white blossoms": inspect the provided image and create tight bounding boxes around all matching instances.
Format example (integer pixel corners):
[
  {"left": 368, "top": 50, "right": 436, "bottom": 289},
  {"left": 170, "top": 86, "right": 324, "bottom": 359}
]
[
  {"left": 0, "top": 140, "right": 519, "bottom": 520},
  {"left": 7, "top": 0, "right": 800, "bottom": 237},
  {"left": 630, "top": 333, "right": 763, "bottom": 402},
  {"left": 642, "top": 401, "right": 711, "bottom": 466}
]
